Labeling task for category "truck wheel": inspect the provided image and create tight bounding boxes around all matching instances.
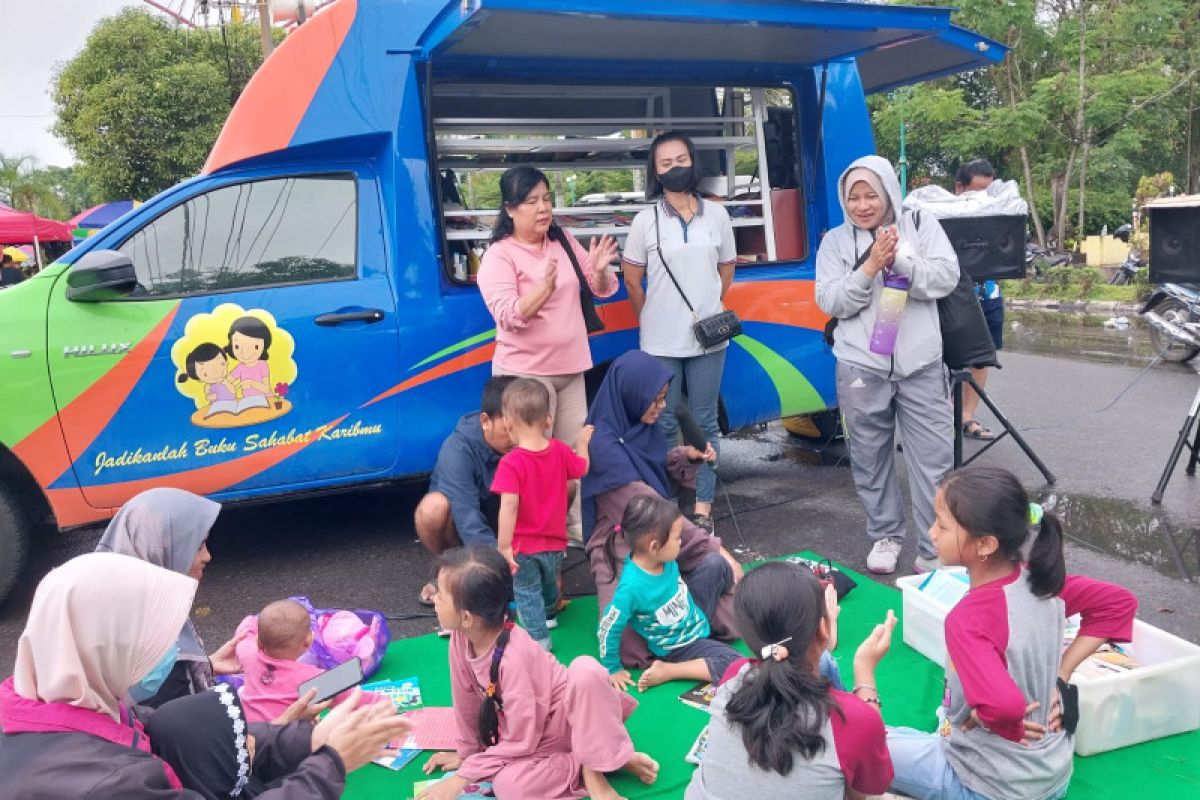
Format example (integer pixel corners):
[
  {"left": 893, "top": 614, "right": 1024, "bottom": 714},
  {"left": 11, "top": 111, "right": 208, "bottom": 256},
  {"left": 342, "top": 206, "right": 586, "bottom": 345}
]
[{"left": 0, "top": 484, "right": 32, "bottom": 606}]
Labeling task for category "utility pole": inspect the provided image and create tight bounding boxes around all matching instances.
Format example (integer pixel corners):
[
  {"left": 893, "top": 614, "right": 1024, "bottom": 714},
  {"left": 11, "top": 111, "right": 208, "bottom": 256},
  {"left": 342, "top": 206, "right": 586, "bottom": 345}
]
[{"left": 257, "top": 1, "right": 273, "bottom": 58}]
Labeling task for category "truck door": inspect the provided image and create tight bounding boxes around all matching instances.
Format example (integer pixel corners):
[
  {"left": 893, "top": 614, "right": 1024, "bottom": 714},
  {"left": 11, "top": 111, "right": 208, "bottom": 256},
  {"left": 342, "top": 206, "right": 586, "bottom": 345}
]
[{"left": 46, "top": 169, "right": 402, "bottom": 510}]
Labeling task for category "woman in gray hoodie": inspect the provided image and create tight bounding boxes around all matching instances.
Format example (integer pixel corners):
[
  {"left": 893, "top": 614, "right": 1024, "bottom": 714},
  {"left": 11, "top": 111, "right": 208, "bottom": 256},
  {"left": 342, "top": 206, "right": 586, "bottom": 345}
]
[{"left": 816, "top": 155, "right": 960, "bottom": 575}]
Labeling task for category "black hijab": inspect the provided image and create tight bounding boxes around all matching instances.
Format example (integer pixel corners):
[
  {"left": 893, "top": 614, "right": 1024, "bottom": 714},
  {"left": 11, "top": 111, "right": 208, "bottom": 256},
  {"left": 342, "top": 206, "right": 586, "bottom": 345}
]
[
  {"left": 147, "top": 684, "right": 263, "bottom": 799},
  {"left": 582, "top": 351, "right": 674, "bottom": 533}
]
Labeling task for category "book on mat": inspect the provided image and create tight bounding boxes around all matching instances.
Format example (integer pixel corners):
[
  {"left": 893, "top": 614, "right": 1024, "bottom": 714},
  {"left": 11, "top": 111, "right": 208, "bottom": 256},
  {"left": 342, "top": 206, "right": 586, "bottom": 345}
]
[
  {"left": 373, "top": 746, "right": 421, "bottom": 771},
  {"left": 363, "top": 675, "right": 423, "bottom": 713},
  {"left": 685, "top": 724, "right": 710, "bottom": 765},
  {"left": 412, "top": 772, "right": 495, "bottom": 797},
  {"left": 205, "top": 395, "right": 269, "bottom": 417},
  {"left": 679, "top": 681, "right": 718, "bottom": 710}
]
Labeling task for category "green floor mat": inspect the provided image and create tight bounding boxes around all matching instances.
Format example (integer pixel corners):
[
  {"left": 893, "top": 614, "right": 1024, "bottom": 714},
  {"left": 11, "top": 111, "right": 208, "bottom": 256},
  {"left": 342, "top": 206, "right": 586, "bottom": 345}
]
[{"left": 345, "top": 553, "right": 1199, "bottom": 798}]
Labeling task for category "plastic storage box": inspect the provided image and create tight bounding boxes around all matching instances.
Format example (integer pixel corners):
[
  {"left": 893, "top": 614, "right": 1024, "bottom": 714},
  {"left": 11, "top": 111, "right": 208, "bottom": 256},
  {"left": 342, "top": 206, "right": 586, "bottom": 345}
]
[
  {"left": 898, "top": 575, "right": 1200, "bottom": 755},
  {"left": 1071, "top": 620, "right": 1200, "bottom": 756},
  {"left": 897, "top": 571, "right": 960, "bottom": 668}
]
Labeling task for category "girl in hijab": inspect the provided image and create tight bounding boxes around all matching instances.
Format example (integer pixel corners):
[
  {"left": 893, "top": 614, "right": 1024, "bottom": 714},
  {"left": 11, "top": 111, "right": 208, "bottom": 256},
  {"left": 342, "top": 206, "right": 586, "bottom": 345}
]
[
  {"left": 0, "top": 553, "right": 411, "bottom": 799},
  {"left": 582, "top": 350, "right": 741, "bottom": 671},
  {"left": 815, "top": 155, "right": 960, "bottom": 577},
  {"left": 96, "top": 487, "right": 242, "bottom": 706}
]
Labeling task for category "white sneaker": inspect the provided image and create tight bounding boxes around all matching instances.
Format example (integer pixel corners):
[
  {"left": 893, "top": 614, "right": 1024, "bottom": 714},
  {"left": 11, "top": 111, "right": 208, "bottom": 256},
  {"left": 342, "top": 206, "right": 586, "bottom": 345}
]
[
  {"left": 867, "top": 539, "right": 903, "bottom": 574},
  {"left": 914, "top": 554, "right": 942, "bottom": 574}
]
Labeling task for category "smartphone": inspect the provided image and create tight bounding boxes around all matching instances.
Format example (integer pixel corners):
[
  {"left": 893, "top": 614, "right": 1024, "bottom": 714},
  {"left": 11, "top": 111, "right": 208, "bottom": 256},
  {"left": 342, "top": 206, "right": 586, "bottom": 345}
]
[{"left": 297, "top": 657, "right": 364, "bottom": 703}]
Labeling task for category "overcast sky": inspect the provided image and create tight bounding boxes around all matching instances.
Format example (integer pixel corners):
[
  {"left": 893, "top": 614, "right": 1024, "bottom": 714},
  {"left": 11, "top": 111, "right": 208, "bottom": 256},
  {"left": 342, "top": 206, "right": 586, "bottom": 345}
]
[{"left": 2, "top": 0, "right": 142, "bottom": 167}]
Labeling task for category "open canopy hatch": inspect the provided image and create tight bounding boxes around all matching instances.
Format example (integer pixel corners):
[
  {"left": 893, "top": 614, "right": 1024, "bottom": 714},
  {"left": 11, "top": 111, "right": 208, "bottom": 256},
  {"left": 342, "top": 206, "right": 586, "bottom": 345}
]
[{"left": 420, "top": 0, "right": 1005, "bottom": 92}]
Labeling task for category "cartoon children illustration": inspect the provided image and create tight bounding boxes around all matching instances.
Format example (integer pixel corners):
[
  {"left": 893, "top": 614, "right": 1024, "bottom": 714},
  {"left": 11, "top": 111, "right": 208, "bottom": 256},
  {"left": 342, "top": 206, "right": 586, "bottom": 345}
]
[
  {"left": 177, "top": 343, "right": 240, "bottom": 417},
  {"left": 225, "top": 316, "right": 273, "bottom": 411}
]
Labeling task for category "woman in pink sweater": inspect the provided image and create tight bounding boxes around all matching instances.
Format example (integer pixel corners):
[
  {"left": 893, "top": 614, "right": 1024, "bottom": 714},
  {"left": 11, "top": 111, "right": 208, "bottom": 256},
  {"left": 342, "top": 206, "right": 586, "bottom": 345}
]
[{"left": 477, "top": 166, "right": 618, "bottom": 542}]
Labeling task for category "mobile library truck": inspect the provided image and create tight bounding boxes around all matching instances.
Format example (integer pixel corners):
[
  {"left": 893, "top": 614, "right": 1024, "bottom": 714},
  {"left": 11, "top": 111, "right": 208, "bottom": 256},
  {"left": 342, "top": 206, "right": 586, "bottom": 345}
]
[{"left": 0, "top": 0, "right": 1002, "bottom": 600}]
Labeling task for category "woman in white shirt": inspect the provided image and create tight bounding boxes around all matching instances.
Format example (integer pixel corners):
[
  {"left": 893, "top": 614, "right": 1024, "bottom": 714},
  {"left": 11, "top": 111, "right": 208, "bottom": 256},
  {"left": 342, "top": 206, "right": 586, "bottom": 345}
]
[{"left": 621, "top": 132, "right": 736, "bottom": 532}]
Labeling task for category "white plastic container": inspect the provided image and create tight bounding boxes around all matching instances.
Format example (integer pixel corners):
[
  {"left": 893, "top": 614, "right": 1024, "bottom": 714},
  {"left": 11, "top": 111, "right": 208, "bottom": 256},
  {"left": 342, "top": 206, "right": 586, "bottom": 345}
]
[
  {"left": 1072, "top": 620, "right": 1200, "bottom": 756},
  {"left": 896, "top": 570, "right": 963, "bottom": 668}
]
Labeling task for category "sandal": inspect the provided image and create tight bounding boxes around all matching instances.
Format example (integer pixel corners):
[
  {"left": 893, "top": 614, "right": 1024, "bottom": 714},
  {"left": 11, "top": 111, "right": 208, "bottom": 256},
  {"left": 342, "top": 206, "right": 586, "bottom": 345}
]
[
  {"left": 418, "top": 581, "right": 437, "bottom": 607},
  {"left": 962, "top": 420, "right": 996, "bottom": 441},
  {"left": 693, "top": 513, "right": 715, "bottom": 533}
]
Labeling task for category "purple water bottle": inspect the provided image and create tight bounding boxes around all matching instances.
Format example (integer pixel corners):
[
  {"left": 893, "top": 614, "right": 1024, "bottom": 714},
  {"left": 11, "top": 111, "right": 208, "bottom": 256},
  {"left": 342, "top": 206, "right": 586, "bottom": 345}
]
[{"left": 869, "top": 272, "right": 910, "bottom": 355}]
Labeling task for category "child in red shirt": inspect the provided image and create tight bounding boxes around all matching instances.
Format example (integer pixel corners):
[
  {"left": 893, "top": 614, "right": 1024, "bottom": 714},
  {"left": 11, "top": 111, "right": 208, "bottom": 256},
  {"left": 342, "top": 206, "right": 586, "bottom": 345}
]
[{"left": 491, "top": 378, "right": 592, "bottom": 650}]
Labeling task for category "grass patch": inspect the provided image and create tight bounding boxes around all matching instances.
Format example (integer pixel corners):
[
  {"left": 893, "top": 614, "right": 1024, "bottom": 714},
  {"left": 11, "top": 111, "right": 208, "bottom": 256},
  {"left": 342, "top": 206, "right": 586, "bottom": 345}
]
[{"left": 1000, "top": 267, "right": 1148, "bottom": 303}]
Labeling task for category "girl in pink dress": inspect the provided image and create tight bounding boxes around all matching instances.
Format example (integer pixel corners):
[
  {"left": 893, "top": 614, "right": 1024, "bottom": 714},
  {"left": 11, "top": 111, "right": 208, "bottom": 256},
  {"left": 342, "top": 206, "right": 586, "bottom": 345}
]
[
  {"left": 225, "top": 316, "right": 273, "bottom": 406},
  {"left": 419, "top": 547, "right": 659, "bottom": 800}
]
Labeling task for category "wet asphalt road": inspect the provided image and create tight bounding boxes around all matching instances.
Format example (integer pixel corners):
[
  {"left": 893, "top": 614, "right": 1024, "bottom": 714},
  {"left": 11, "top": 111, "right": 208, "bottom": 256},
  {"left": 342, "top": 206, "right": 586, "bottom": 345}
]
[{"left": 2, "top": 312, "right": 1198, "bottom": 671}]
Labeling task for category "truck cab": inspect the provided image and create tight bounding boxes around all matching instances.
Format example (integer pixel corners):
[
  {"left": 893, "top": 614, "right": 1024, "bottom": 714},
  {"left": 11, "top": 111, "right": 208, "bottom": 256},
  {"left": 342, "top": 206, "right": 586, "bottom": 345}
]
[{"left": 0, "top": 0, "right": 1002, "bottom": 601}]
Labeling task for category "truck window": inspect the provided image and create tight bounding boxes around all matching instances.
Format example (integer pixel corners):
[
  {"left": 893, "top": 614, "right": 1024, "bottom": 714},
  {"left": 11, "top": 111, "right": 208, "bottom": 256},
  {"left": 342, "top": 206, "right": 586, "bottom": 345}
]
[
  {"left": 429, "top": 84, "right": 805, "bottom": 283},
  {"left": 116, "top": 175, "right": 357, "bottom": 297}
]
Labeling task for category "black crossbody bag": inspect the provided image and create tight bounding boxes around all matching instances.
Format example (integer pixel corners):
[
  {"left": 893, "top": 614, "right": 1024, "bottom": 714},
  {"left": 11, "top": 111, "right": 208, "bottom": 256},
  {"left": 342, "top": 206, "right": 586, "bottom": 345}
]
[
  {"left": 548, "top": 225, "right": 606, "bottom": 333},
  {"left": 653, "top": 205, "right": 742, "bottom": 350}
]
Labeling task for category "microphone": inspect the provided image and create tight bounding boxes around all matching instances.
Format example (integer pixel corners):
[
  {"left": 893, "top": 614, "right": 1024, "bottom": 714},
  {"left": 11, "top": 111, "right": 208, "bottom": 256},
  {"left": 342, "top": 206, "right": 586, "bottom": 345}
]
[{"left": 675, "top": 405, "right": 709, "bottom": 452}]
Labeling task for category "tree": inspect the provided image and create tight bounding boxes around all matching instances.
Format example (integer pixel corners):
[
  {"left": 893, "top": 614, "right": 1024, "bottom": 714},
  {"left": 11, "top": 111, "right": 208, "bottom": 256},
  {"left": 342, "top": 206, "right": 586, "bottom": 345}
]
[
  {"left": 52, "top": 9, "right": 268, "bottom": 200},
  {"left": 0, "top": 154, "right": 71, "bottom": 219}
]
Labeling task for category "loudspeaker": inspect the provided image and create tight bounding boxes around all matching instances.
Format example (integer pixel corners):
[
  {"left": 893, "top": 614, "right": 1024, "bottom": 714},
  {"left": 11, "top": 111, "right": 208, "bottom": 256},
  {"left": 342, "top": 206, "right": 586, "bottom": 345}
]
[
  {"left": 1148, "top": 205, "right": 1200, "bottom": 284},
  {"left": 935, "top": 215, "right": 1027, "bottom": 282}
]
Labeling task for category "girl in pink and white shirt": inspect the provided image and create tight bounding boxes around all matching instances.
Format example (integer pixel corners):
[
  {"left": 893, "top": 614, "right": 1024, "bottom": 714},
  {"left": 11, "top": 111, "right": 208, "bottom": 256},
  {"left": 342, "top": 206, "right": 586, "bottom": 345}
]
[{"left": 887, "top": 466, "right": 1137, "bottom": 800}]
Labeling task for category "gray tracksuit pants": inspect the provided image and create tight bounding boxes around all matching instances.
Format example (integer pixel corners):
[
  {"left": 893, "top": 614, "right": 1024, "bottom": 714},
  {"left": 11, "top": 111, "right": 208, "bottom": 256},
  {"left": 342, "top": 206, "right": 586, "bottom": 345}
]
[{"left": 836, "top": 361, "right": 953, "bottom": 558}]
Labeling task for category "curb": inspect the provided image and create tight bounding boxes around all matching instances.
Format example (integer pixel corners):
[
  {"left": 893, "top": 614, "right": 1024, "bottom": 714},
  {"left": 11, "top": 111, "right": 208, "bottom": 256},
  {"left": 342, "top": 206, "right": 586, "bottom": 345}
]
[{"left": 1005, "top": 298, "right": 1142, "bottom": 316}]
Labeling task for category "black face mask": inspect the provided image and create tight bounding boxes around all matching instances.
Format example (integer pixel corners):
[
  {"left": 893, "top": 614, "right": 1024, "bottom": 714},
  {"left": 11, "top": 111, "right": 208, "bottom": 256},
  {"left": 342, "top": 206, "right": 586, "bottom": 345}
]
[{"left": 657, "top": 165, "right": 697, "bottom": 194}]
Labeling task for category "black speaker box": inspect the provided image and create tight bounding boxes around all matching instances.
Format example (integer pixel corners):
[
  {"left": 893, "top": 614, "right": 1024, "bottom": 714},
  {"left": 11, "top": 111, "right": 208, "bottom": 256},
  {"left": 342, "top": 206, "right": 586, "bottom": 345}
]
[
  {"left": 934, "top": 215, "right": 1028, "bottom": 282},
  {"left": 1148, "top": 205, "right": 1200, "bottom": 284}
]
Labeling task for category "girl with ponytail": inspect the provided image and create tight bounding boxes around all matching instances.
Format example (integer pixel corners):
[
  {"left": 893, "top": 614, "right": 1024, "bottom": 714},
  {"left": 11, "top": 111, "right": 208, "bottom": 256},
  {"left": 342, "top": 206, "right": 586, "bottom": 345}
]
[
  {"left": 885, "top": 466, "right": 1138, "bottom": 800},
  {"left": 419, "top": 546, "right": 658, "bottom": 800},
  {"left": 686, "top": 561, "right": 896, "bottom": 799}
]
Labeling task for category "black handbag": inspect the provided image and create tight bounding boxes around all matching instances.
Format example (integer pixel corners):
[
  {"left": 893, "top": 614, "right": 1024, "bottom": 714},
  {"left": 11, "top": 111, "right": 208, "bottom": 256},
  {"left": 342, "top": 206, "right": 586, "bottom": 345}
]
[
  {"left": 549, "top": 226, "right": 606, "bottom": 334},
  {"left": 653, "top": 205, "right": 742, "bottom": 349}
]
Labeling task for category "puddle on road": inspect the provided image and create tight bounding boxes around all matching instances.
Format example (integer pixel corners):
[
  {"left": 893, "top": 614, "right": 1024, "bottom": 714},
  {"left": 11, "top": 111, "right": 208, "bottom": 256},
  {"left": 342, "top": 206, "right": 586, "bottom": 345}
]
[
  {"left": 1036, "top": 490, "right": 1197, "bottom": 581},
  {"left": 1004, "top": 309, "right": 1168, "bottom": 368}
]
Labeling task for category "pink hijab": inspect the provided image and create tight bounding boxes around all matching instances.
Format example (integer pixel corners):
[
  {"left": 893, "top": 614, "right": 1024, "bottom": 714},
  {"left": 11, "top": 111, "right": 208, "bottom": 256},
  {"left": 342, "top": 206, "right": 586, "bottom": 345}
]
[{"left": 12, "top": 552, "right": 197, "bottom": 720}]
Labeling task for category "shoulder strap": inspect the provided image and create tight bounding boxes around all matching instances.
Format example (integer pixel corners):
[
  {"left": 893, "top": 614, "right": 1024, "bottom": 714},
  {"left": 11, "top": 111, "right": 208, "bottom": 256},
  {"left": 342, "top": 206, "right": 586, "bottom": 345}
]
[
  {"left": 653, "top": 204, "right": 697, "bottom": 315},
  {"left": 549, "top": 226, "right": 589, "bottom": 288}
]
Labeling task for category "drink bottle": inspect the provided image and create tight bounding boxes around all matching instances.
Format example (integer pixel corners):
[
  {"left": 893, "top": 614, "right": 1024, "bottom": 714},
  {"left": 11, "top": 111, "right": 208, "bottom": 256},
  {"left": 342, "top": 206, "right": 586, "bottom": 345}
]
[{"left": 869, "top": 271, "right": 909, "bottom": 355}]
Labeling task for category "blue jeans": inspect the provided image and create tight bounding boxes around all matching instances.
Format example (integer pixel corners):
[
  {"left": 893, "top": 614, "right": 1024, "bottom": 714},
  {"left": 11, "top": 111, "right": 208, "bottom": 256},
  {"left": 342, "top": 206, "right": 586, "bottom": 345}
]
[
  {"left": 513, "top": 551, "right": 563, "bottom": 644},
  {"left": 655, "top": 348, "right": 727, "bottom": 505},
  {"left": 886, "top": 727, "right": 1069, "bottom": 800}
]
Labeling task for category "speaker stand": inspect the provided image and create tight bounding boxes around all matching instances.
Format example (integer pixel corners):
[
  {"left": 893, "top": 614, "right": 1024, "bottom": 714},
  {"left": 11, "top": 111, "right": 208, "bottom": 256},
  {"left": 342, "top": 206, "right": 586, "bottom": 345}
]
[
  {"left": 1150, "top": 380, "right": 1200, "bottom": 504},
  {"left": 951, "top": 369, "right": 1056, "bottom": 484}
]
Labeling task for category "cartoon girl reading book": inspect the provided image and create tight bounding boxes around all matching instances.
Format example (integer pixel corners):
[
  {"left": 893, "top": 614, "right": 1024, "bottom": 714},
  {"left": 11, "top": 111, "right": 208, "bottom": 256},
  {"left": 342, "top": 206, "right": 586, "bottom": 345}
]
[
  {"left": 177, "top": 343, "right": 244, "bottom": 417},
  {"left": 224, "top": 316, "right": 273, "bottom": 413}
]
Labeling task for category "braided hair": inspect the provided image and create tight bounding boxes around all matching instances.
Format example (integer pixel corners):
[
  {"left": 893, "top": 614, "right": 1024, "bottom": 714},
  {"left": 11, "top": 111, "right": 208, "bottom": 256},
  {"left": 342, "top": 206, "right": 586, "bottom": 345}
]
[{"left": 435, "top": 546, "right": 516, "bottom": 747}]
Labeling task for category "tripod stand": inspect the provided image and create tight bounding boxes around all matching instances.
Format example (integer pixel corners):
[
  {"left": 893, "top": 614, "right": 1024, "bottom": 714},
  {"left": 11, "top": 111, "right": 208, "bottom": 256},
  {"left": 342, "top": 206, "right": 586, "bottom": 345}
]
[
  {"left": 951, "top": 368, "right": 1056, "bottom": 483},
  {"left": 1151, "top": 377, "right": 1200, "bottom": 504}
]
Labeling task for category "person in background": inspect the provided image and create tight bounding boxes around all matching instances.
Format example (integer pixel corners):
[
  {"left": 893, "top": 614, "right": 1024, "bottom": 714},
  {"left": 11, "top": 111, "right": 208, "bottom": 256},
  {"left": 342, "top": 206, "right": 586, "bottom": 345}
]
[
  {"left": 414, "top": 375, "right": 518, "bottom": 605},
  {"left": 954, "top": 158, "right": 1001, "bottom": 441},
  {"left": 95, "top": 488, "right": 244, "bottom": 707},
  {"left": 885, "top": 466, "right": 1137, "bottom": 800},
  {"left": 815, "top": 155, "right": 960, "bottom": 576},
  {"left": 477, "top": 166, "right": 619, "bottom": 545},
  {"left": 621, "top": 131, "right": 736, "bottom": 532},
  {"left": 0, "top": 253, "right": 25, "bottom": 287}
]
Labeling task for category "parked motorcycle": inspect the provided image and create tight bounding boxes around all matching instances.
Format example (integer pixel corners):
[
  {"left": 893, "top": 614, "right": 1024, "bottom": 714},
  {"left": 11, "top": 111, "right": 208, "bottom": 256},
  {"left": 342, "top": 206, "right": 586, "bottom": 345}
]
[
  {"left": 1025, "top": 242, "right": 1070, "bottom": 279},
  {"left": 1142, "top": 282, "right": 1200, "bottom": 362},
  {"left": 1109, "top": 224, "right": 1145, "bottom": 285}
]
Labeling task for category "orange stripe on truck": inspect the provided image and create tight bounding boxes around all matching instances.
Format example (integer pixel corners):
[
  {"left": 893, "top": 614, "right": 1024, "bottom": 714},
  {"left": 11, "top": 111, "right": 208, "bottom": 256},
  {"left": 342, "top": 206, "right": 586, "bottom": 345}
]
[{"left": 203, "top": 0, "right": 359, "bottom": 174}]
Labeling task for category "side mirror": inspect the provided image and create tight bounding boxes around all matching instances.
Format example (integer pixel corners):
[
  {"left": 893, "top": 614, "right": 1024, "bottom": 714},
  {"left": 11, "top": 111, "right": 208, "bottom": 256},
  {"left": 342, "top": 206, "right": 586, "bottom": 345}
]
[{"left": 66, "top": 250, "right": 138, "bottom": 302}]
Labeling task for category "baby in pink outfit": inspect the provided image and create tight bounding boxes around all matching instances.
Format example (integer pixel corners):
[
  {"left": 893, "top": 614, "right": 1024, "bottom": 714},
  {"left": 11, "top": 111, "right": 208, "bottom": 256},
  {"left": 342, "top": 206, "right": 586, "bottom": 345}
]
[{"left": 236, "top": 599, "right": 324, "bottom": 723}]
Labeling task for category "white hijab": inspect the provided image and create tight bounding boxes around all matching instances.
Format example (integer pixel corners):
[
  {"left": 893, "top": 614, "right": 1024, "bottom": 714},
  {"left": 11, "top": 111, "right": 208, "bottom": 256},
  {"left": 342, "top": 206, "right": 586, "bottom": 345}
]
[
  {"left": 96, "top": 487, "right": 220, "bottom": 664},
  {"left": 12, "top": 552, "right": 196, "bottom": 720}
]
